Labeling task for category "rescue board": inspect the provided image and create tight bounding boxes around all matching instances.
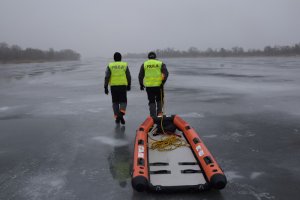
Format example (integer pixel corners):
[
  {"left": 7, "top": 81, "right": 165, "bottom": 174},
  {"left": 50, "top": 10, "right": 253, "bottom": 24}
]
[{"left": 131, "top": 115, "right": 227, "bottom": 192}]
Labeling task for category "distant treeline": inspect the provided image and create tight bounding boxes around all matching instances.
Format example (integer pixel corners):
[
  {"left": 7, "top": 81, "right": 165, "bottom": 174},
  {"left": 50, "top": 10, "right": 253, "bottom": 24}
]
[
  {"left": 0, "top": 42, "right": 80, "bottom": 63},
  {"left": 125, "top": 43, "right": 300, "bottom": 58}
]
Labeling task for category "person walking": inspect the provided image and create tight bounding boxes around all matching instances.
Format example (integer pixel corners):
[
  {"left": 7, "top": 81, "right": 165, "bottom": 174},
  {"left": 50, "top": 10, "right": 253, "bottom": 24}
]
[
  {"left": 104, "top": 52, "right": 131, "bottom": 124},
  {"left": 139, "top": 51, "right": 168, "bottom": 117}
]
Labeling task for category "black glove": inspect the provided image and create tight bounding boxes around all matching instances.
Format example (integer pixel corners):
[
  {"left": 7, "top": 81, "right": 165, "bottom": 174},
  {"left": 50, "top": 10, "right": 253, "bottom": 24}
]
[
  {"left": 160, "top": 81, "right": 165, "bottom": 88},
  {"left": 127, "top": 85, "right": 131, "bottom": 91},
  {"left": 140, "top": 85, "right": 145, "bottom": 91},
  {"left": 104, "top": 87, "right": 109, "bottom": 95}
]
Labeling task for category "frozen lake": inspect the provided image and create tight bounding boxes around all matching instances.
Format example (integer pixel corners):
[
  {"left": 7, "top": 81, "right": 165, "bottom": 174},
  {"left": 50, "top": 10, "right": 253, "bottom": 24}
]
[{"left": 1, "top": 57, "right": 300, "bottom": 200}]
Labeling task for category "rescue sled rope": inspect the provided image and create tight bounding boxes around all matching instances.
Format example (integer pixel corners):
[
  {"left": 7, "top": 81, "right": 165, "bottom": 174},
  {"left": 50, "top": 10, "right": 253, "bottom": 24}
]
[
  {"left": 149, "top": 135, "right": 190, "bottom": 151},
  {"left": 160, "top": 87, "right": 166, "bottom": 134},
  {"left": 147, "top": 86, "right": 189, "bottom": 151}
]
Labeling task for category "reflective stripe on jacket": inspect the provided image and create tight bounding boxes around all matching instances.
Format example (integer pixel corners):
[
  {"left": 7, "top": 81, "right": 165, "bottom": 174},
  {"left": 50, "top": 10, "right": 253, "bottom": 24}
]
[
  {"left": 143, "top": 59, "right": 162, "bottom": 87},
  {"left": 109, "top": 62, "right": 128, "bottom": 86}
]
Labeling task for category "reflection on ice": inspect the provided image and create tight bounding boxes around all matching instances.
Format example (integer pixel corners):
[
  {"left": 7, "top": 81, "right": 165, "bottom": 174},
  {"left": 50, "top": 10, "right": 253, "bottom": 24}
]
[{"left": 107, "top": 126, "right": 131, "bottom": 188}]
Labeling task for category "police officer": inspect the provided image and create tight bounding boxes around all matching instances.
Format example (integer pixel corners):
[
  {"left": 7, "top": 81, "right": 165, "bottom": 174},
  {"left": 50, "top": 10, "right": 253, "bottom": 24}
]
[
  {"left": 104, "top": 52, "right": 131, "bottom": 124},
  {"left": 139, "top": 52, "right": 169, "bottom": 117}
]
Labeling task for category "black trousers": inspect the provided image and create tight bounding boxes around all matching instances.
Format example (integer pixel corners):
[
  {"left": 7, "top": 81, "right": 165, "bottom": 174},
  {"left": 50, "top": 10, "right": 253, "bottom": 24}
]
[
  {"left": 111, "top": 86, "right": 127, "bottom": 117},
  {"left": 146, "top": 87, "right": 163, "bottom": 104},
  {"left": 146, "top": 87, "right": 164, "bottom": 116},
  {"left": 111, "top": 86, "right": 127, "bottom": 103}
]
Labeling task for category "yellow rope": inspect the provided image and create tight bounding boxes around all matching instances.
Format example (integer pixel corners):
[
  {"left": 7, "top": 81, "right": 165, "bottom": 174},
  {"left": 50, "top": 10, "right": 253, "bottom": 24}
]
[
  {"left": 149, "top": 135, "right": 189, "bottom": 151},
  {"left": 147, "top": 85, "right": 189, "bottom": 151}
]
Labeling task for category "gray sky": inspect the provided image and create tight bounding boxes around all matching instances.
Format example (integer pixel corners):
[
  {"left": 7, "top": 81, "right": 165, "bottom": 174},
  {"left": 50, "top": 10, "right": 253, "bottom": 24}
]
[{"left": 1, "top": 0, "right": 300, "bottom": 58}]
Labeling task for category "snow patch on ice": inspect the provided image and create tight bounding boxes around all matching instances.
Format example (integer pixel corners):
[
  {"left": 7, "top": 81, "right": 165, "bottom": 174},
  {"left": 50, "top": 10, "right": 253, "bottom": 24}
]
[
  {"left": 229, "top": 182, "right": 275, "bottom": 200},
  {"left": 87, "top": 108, "right": 104, "bottom": 113},
  {"left": 203, "top": 134, "right": 218, "bottom": 138},
  {"left": 0, "top": 150, "right": 7, "bottom": 154},
  {"left": 23, "top": 172, "right": 66, "bottom": 200},
  {"left": 250, "top": 172, "right": 263, "bottom": 180},
  {"left": 231, "top": 132, "right": 243, "bottom": 137},
  {"left": 0, "top": 106, "right": 10, "bottom": 111},
  {"left": 80, "top": 96, "right": 102, "bottom": 103},
  {"left": 179, "top": 112, "right": 205, "bottom": 118},
  {"left": 61, "top": 99, "right": 74, "bottom": 104},
  {"left": 80, "top": 170, "right": 86, "bottom": 175},
  {"left": 226, "top": 171, "right": 244, "bottom": 181},
  {"left": 61, "top": 95, "right": 102, "bottom": 104},
  {"left": 222, "top": 131, "right": 256, "bottom": 142},
  {"left": 92, "top": 136, "right": 128, "bottom": 147}
]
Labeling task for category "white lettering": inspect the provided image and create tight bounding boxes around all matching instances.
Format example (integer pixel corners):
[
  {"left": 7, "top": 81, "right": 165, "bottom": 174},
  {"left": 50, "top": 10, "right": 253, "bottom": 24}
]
[
  {"left": 138, "top": 152, "right": 144, "bottom": 158},
  {"left": 138, "top": 146, "right": 144, "bottom": 153}
]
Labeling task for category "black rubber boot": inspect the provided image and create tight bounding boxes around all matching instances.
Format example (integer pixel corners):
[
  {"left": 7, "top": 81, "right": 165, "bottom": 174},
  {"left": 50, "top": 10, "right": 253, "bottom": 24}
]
[
  {"left": 113, "top": 103, "right": 120, "bottom": 124},
  {"left": 119, "top": 112, "right": 125, "bottom": 125},
  {"left": 115, "top": 117, "right": 120, "bottom": 124}
]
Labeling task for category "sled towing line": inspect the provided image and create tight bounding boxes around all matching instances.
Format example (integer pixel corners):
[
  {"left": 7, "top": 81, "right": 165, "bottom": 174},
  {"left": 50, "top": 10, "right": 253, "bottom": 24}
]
[{"left": 131, "top": 115, "right": 227, "bottom": 192}]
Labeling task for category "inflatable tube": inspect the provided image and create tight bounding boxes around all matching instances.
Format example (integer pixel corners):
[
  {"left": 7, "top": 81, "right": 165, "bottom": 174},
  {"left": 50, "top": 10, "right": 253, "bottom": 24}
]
[
  {"left": 173, "top": 115, "right": 227, "bottom": 189},
  {"left": 131, "top": 116, "right": 153, "bottom": 192},
  {"left": 131, "top": 115, "right": 227, "bottom": 192}
]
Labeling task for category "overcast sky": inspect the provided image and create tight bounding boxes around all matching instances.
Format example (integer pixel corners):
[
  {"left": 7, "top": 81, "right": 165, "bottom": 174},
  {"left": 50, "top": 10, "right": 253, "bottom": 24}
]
[{"left": 1, "top": 0, "right": 300, "bottom": 58}]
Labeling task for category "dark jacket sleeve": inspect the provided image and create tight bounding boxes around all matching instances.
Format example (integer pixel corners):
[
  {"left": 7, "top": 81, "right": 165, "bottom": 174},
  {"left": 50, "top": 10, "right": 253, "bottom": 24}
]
[
  {"left": 162, "top": 63, "right": 169, "bottom": 84},
  {"left": 138, "top": 64, "right": 145, "bottom": 86},
  {"left": 126, "top": 67, "right": 131, "bottom": 86},
  {"left": 104, "top": 66, "right": 110, "bottom": 88}
]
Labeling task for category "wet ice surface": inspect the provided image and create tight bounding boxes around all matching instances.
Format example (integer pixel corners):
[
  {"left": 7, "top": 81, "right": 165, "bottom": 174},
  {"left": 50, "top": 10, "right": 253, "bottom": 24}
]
[{"left": 1, "top": 57, "right": 300, "bottom": 200}]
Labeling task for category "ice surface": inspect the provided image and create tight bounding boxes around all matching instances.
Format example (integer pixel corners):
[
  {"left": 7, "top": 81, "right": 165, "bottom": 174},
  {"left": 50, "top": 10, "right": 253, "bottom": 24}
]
[{"left": 1, "top": 57, "right": 300, "bottom": 199}]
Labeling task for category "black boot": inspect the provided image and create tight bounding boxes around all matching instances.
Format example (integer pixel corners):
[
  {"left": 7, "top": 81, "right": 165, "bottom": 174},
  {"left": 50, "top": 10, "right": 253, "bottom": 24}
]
[
  {"left": 119, "top": 112, "right": 125, "bottom": 125},
  {"left": 115, "top": 116, "right": 120, "bottom": 124},
  {"left": 113, "top": 103, "right": 120, "bottom": 124}
]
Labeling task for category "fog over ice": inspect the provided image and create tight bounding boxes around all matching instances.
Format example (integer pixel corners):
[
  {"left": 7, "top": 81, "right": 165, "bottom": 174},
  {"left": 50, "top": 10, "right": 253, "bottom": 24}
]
[{"left": 1, "top": 0, "right": 300, "bottom": 57}]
